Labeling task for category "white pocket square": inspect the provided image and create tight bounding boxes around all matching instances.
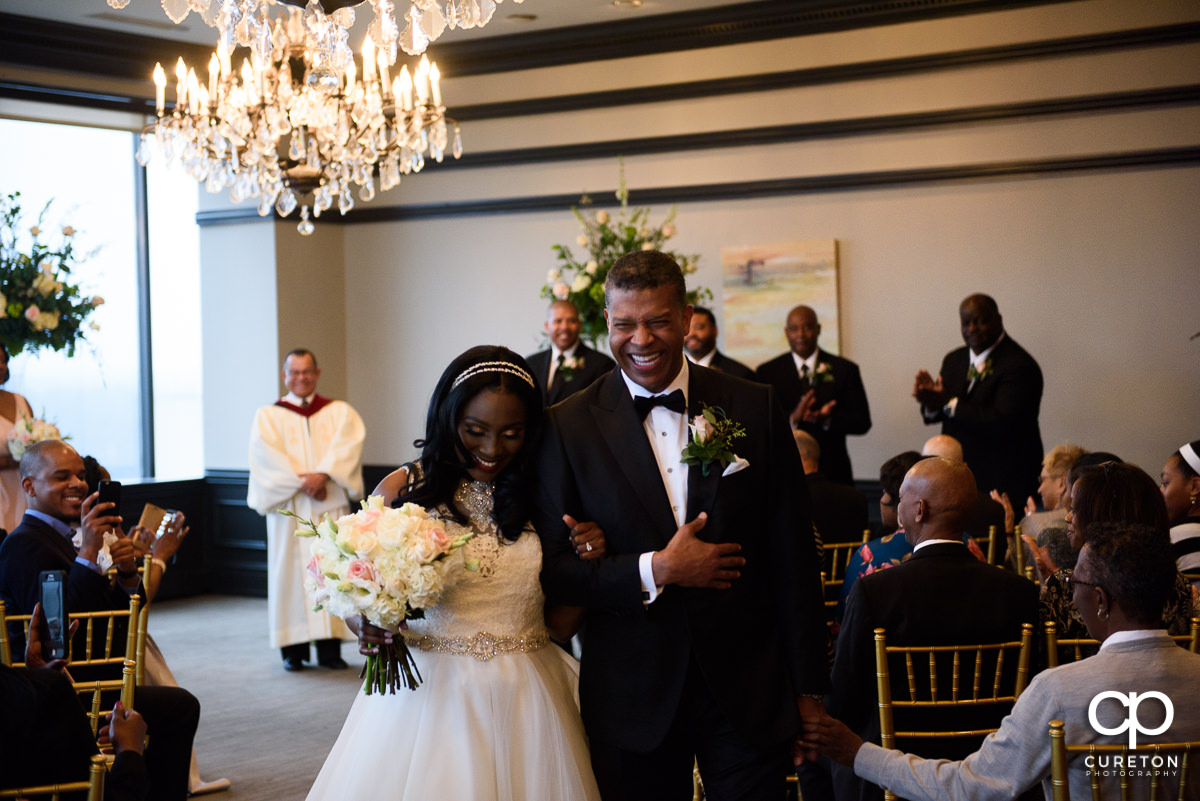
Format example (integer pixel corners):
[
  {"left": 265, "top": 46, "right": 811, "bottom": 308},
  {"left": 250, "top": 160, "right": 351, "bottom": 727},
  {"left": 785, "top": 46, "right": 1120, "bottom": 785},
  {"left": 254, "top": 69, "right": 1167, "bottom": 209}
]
[{"left": 722, "top": 456, "right": 750, "bottom": 477}]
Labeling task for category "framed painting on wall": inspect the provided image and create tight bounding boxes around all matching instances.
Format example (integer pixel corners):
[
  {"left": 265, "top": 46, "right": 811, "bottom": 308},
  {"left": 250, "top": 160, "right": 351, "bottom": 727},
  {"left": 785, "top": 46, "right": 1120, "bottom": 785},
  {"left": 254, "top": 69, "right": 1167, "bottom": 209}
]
[{"left": 719, "top": 239, "right": 840, "bottom": 370}]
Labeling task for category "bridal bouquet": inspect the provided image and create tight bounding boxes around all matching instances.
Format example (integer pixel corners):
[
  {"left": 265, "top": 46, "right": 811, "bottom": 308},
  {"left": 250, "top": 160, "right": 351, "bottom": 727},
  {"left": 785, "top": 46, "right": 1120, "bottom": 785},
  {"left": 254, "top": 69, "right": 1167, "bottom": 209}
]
[
  {"left": 287, "top": 496, "right": 474, "bottom": 693},
  {"left": 7, "top": 413, "right": 66, "bottom": 460}
]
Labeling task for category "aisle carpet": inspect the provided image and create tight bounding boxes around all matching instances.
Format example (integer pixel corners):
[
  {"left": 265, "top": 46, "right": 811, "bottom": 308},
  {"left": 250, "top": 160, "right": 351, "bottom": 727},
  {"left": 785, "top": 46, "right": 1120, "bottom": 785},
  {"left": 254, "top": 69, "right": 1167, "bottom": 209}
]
[{"left": 149, "top": 595, "right": 363, "bottom": 801}]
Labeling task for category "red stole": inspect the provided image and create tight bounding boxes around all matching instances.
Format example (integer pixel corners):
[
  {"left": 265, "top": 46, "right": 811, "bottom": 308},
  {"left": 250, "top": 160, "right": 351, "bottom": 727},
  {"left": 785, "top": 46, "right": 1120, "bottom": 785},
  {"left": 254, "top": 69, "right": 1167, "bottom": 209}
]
[{"left": 274, "top": 394, "right": 333, "bottom": 418}]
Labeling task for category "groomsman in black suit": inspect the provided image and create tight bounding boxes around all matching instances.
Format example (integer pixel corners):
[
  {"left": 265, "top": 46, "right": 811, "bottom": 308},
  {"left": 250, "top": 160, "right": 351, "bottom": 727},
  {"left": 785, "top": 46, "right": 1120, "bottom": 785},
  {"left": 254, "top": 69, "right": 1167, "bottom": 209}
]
[
  {"left": 527, "top": 299, "right": 615, "bottom": 405},
  {"left": 683, "top": 306, "right": 755, "bottom": 381},
  {"left": 533, "top": 251, "right": 829, "bottom": 801},
  {"left": 913, "top": 293, "right": 1043, "bottom": 506},
  {"left": 755, "top": 305, "right": 872, "bottom": 486}
]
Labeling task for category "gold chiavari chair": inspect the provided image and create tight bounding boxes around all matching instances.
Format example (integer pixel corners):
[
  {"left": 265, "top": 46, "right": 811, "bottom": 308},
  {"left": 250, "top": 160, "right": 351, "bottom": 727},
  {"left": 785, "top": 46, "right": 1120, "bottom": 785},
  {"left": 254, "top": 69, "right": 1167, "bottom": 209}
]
[
  {"left": 1044, "top": 618, "right": 1199, "bottom": 668},
  {"left": 0, "top": 754, "right": 106, "bottom": 801},
  {"left": 1012, "top": 523, "right": 1025, "bottom": 575},
  {"left": 1048, "top": 720, "right": 1198, "bottom": 801},
  {"left": 875, "top": 623, "right": 1035, "bottom": 801},
  {"left": 0, "top": 595, "right": 142, "bottom": 675},
  {"left": 821, "top": 532, "right": 872, "bottom": 614},
  {"left": 107, "top": 564, "right": 151, "bottom": 684}
]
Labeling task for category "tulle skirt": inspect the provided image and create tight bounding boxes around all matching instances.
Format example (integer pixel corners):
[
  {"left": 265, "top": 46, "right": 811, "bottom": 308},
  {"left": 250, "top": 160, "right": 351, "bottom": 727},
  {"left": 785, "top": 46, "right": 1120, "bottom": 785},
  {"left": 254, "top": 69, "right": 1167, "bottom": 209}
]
[{"left": 306, "top": 643, "right": 601, "bottom": 801}]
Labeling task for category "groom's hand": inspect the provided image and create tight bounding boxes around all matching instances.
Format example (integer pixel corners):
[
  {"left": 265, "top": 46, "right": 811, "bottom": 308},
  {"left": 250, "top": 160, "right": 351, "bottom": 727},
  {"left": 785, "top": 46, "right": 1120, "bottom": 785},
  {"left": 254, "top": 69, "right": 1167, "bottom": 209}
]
[{"left": 651, "top": 513, "right": 744, "bottom": 589}]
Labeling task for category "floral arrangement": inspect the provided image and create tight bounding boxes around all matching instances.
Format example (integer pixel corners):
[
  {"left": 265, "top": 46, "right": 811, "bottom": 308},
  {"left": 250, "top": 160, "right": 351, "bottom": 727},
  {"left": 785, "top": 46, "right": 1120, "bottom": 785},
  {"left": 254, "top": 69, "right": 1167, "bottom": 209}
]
[
  {"left": 6, "top": 413, "right": 66, "bottom": 461},
  {"left": 287, "top": 496, "right": 474, "bottom": 693},
  {"left": 681, "top": 404, "right": 747, "bottom": 477},
  {"left": 542, "top": 163, "right": 712, "bottom": 347},
  {"left": 0, "top": 192, "right": 103, "bottom": 357}
]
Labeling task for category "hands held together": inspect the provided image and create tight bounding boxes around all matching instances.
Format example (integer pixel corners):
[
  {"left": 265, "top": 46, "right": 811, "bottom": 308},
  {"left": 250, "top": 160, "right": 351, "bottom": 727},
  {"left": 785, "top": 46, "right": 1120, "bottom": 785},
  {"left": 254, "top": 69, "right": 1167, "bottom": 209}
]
[
  {"left": 791, "top": 390, "right": 836, "bottom": 426},
  {"left": 912, "top": 369, "right": 949, "bottom": 409}
]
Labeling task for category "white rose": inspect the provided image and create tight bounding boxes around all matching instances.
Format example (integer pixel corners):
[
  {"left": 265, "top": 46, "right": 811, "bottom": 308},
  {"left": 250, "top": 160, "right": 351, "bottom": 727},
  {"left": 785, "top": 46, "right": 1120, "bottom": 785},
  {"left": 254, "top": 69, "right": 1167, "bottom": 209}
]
[
  {"left": 595, "top": 210, "right": 609, "bottom": 224},
  {"left": 576, "top": 234, "right": 588, "bottom": 247},
  {"left": 552, "top": 282, "right": 570, "bottom": 300},
  {"left": 584, "top": 260, "right": 599, "bottom": 275},
  {"left": 641, "top": 242, "right": 654, "bottom": 251},
  {"left": 662, "top": 223, "right": 676, "bottom": 237},
  {"left": 691, "top": 415, "right": 713, "bottom": 444},
  {"left": 546, "top": 269, "right": 560, "bottom": 282},
  {"left": 571, "top": 273, "right": 592, "bottom": 292}
]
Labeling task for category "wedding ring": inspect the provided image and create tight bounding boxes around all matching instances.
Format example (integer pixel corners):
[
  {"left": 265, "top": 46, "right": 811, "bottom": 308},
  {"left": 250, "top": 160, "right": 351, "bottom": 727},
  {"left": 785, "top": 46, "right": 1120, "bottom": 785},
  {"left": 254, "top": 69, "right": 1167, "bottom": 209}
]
[{"left": 585, "top": 542, "right": 593, "bottom": 552}]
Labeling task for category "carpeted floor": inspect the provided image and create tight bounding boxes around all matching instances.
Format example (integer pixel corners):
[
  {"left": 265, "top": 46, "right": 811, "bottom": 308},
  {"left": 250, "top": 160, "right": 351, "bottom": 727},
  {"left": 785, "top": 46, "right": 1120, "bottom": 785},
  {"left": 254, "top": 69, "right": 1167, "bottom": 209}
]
[{"left": 149, "top": 594, "right": 364, "bottom": 801}]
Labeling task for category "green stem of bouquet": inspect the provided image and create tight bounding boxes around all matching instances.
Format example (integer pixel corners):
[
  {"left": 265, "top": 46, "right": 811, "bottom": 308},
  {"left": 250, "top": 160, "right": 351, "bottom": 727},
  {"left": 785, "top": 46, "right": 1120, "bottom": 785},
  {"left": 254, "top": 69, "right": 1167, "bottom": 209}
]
[{"left": 359, "top": 640, "right": 424, "bottom": 694}]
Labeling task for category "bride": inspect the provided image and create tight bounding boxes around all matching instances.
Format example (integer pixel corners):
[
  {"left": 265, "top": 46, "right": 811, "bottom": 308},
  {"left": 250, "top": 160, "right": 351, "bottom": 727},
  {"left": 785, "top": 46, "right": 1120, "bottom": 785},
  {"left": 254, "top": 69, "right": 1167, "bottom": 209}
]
[{"left": 306, "top": 346, "right": 603, "bottom": 801}]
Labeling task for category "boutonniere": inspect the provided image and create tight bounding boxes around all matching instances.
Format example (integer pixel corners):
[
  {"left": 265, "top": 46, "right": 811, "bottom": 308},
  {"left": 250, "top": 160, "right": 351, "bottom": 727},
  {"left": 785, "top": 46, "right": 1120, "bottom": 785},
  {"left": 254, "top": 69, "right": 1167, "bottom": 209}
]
[
  {"left": 559, "top": 354, "right": 583, "bottom": 382},
  {"left": 681, "top": 404, "right": 748, "bottom": 477},
  {"left": 967, "top": 358, "right": 993, "bottom": 383},
  {"left": 814, "top": 362, "right": 835, "bottom": 384}
]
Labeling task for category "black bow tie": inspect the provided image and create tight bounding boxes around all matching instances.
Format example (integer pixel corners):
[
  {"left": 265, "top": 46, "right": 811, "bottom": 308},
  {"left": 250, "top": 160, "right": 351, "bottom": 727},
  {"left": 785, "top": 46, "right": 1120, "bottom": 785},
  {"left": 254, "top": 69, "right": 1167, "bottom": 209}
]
[{"left": 633, "top": 389, "right": 686, "bottom": 421}]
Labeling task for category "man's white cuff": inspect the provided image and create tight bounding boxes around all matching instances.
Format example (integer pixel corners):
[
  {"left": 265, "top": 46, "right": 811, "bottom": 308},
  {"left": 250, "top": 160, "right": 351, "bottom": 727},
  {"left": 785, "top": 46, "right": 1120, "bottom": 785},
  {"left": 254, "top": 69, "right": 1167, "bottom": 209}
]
[{"left": 639, "top": 552, "right": 664, "bottom": 604}]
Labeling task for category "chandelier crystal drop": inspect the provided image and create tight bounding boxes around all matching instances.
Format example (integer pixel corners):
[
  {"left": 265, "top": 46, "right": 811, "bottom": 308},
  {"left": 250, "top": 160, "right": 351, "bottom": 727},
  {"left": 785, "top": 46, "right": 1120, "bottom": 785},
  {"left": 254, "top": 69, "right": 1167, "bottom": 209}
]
[
  {"left": 139, "top": 5, "right": 462, "bottom": 234},
  {"left": 116, "top": 0, "right": 523, "bottom": 59}
]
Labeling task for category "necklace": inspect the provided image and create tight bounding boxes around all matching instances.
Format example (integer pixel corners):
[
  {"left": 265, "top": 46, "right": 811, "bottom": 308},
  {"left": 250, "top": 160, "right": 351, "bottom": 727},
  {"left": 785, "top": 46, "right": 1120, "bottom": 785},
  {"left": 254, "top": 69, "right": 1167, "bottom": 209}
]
[{"left": 454, "top": 479, "right": 499, "bottom": 539}]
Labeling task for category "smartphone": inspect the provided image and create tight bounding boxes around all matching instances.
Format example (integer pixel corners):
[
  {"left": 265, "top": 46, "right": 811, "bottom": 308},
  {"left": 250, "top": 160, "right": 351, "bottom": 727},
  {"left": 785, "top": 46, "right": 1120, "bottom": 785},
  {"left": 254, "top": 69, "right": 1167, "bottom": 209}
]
[
  {"left": 97, "top": 479, "right": 122, "bottom": 511},
  {"left": 39, "top": 569, "right": 69, "bottom": 660}
]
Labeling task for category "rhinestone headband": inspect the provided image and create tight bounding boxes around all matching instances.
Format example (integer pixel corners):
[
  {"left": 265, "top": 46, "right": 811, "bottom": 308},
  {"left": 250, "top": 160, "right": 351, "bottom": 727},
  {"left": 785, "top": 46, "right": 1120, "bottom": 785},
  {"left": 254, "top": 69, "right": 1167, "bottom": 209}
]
[
  {"left": 1181, "top": 442, "right": 1200, "bottom": 475},
  {"left": 451, "top": 361, "right": 535, "bottom": 390}
]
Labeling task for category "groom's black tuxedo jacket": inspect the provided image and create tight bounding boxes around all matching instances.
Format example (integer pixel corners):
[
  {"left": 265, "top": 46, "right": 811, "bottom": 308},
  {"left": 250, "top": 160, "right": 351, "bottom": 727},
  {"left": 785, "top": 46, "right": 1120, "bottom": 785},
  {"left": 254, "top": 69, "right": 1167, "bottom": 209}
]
[
  {"left": 925, "top": 336, "right": 1043, "bottom": 504},
  {"left": 533, "top": 364, "right": 829, "bottom": 752},
  {"left": 526, "top": 343, "right": 615, "bottom": 406}
]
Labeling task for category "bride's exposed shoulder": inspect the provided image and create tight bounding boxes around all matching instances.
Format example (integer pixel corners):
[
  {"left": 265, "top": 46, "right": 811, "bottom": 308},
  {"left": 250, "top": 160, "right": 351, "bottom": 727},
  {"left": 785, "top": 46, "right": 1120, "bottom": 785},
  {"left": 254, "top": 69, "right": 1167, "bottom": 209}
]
[{"left": 372, "top": 465, "right": 410, "bottom": 505}]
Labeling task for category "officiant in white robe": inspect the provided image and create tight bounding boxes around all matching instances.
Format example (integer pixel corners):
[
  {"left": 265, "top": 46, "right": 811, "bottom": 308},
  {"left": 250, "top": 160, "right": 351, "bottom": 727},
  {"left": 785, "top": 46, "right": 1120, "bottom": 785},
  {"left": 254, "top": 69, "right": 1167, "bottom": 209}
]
[{"left": 248, "top": 350, "right": 365, "bottom": 671}]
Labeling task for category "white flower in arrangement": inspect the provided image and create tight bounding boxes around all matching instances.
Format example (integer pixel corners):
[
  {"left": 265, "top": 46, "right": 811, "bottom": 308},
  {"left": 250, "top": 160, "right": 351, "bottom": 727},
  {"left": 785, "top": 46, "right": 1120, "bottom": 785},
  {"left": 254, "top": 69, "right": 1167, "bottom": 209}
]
[
  {"left": 552, "top": 282, "right": 570, "bottom": 300},
  {"left": 662, "top": 223, "right": 676, "bottom": 237},
  {"left": 32, "top": 272, "right": 59, "bottom": 297},
  {"left": 546, "top": 269, "right": 560, "bottom": 283},
  {"left": 7, "top": 413, "right": 67, "bottom": 461},
  {"left": 29, "top": 225, "right": 40, "bottom": 236},
  {"left": 0, "top": 293, "right": 6, "bottom": 317},
  {"left": 36, "top": 311, "right": 60, "bottom": 331},
  {"left": 571, "top": 273, "right": 592, "bottom": 292},
  {"left": 584, "top": 260, "right": 599, "bottom": 275},
  {"left": 639, "top": 227, "right": 650, "bottom": 238},
  {"left": 91, "top": 296, "right": 105, "bottom": 306},
  {"left": 641, "top": 242, "right": 655, "bottom": 251},
  {"left": 576, "top": 234, "right": 589, "bottom": 247},
  {"left": 595, "top": 210, "right": 609, "bottom": 224},
  {"left": 40, "top": 261, "right": 56, "bottom": 275},
  {"left": 62, "top": 225, "right": 76, "bottom": 237}
]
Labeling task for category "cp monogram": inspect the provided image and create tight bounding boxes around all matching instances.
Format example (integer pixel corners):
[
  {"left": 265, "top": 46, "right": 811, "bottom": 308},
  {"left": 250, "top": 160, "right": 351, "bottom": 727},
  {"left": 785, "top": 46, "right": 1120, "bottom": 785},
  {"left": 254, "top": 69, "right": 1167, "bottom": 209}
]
[{"left": 1088, "top": 691, "right": 1174, "bottom": 748}]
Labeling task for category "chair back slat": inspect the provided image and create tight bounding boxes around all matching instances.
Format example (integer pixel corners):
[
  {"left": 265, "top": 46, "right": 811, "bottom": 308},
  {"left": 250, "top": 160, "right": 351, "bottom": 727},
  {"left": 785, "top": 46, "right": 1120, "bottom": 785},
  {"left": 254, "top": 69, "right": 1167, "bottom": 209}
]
[
  {"left": 1013, "top": 524, "right": 1025, "bottom": 574},
  {"left": 1, "top": 596, "right": 142, "bottom": 673}
]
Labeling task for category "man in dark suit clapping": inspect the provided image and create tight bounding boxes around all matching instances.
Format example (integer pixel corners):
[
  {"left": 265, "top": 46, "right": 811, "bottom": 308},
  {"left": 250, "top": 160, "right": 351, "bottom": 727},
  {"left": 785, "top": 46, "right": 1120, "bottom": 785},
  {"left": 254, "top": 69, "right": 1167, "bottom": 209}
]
[
  {"left": 527, "top": 300, "right": 615, "bottom": 405},
  {"left": 533, "top": 251, "right": 829, "bottom": 801},
  {"left": 913, "top": 293, "right": 1044, "bottom": 506},
  {"left": 755, "top": 305, "right": 872, "bottom": 486}
]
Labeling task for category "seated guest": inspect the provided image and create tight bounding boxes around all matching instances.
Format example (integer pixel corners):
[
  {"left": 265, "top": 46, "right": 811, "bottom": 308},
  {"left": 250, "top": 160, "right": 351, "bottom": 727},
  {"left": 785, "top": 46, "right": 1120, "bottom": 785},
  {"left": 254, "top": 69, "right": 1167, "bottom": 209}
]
[
  {"left": 837, "top": 451, "right": 927, "bottom": 619},
  {"left": 1161, "top": 439, "right": 1200, "bottom": 587},
  {"left": 826, "top": 457, "right": 1039, "bottom": 801},
  {"left": 1033, "top": 524, "right": 1078, "bottom": 580},
  {"left": 683, "top": 306, "right": 755, "bottom": 380},
  {"left": 1030, "top": 461, "right": 1197, "bottom": 639},
  {"left": 1, "top": 602, "right": 199, "bottom": 801},
  {"left": 804, "top": 521, "right": 1200, "bottom": 801},
  {"left": 0, "top": 441, "right": 198, "bottom": 800},
  {"left": 795, "top": 429, "right": 868, "bottom": 545},
  {"left": 526, "top": 300, "right": 615, "bottom": 405},
  {"left": 994, "top": 442, "right": 1086, "bottom": 569},
  {"left": 922, "top": 434, "right": 1006, "bottom": 561}
]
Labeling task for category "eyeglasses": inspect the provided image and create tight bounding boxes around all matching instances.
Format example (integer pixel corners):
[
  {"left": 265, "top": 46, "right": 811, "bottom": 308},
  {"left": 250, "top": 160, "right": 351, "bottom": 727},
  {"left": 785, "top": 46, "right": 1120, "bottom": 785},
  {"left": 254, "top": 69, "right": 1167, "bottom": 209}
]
[{"left": 1064, "top": 573, "right": 1101, "bottom": 593}]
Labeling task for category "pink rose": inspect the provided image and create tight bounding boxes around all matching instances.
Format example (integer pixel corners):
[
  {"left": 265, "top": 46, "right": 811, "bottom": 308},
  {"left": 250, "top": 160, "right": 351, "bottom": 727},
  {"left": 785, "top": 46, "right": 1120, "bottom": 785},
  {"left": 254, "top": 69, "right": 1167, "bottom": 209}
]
[
  {"left": 426, "top": 525, "right": 451, "bottom": 555},
  {"left": 24, "top": 305, "right": 40, "bottom": 321},
  {"left": 691, "top": 415, "right": 713, "bottom": 444},
  {"left": 306, "top": 556, "right": 325, "bottom": 586},
  {"left": 552, "top": 282, "right": 570, "bottom": 300},
  {"left": 345, "top": 559, "right": 380, "bottom": 584}
]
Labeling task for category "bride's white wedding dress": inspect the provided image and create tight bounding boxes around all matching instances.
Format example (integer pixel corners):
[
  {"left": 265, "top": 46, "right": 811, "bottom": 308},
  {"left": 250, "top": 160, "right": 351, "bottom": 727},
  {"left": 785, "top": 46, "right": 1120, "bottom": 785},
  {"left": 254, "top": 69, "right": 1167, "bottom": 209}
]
[{"left": 305, "top": 481, "right": 600, "bottom": 801}]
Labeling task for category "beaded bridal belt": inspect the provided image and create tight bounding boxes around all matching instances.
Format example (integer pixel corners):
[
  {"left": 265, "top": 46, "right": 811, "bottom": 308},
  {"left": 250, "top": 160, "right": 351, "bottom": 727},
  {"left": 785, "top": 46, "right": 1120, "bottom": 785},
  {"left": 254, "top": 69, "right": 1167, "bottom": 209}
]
[{"left": 403, "top": 630, "right": 549, "bottom": 661}]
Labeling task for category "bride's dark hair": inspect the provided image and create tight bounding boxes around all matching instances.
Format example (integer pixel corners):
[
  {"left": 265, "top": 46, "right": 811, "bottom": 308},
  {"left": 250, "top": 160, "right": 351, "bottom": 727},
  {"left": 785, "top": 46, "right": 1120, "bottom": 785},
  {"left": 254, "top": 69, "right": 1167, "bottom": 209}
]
[{"left": 403, "top": 345, "right": 544, "bottom": 542}]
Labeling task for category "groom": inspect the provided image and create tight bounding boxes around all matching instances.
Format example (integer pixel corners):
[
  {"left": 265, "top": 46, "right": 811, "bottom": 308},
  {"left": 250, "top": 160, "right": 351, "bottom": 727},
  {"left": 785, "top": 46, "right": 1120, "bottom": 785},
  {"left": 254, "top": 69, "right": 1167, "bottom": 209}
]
[{"left": 533, "top": 250, "right": 829, "bottom": 801}]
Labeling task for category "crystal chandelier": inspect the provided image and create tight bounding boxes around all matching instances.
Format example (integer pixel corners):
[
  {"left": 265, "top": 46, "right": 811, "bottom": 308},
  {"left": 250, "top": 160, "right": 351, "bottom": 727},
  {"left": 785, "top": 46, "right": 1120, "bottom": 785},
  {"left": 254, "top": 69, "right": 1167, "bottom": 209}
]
[
  {"left": 108, "top": 0, "right": 524, "bottom": 59},
  {"left": 138, "top": 6, "right": 462, "bottom": 234}
]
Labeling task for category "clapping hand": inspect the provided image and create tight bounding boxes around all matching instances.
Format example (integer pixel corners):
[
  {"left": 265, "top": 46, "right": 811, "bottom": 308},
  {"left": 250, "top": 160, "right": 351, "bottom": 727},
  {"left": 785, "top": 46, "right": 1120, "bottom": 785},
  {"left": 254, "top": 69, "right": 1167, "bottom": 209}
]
[
  {"left": 989, "top": 490, "right": 1015, "bottom": 535},
  {"left": 1022, "top": 534, "right": 1059, "bottom": 582},
  {"left": 152, "top": 511, "right": 189, "bottom": 562},
  {"left": 792, "top": 390, "right": 836, "bottom": 425},
  {"left": 1024, "top": 496, "right": 1039, "bottom": 518},
  {"left": 912, "top": 370, "right": 948, "bottom": 409}
]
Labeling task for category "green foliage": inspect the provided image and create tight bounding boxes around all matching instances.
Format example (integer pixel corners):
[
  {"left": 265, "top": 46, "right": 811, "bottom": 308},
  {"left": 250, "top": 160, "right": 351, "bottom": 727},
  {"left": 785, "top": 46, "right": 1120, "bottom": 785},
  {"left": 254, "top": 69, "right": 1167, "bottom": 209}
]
[
  {"left": 540, "top": 163, "right": 713, "bottom": 348},
  {"left": 0, "top": 192, "right": 101, "bottom": 357}
]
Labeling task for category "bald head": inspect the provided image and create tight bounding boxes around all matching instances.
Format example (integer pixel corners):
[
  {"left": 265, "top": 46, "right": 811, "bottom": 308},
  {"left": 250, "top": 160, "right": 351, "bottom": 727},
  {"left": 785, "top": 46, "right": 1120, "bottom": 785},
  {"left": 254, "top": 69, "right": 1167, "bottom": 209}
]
[
  {"left": 784, "top": 305, "right": 820, "bottom": 359},
  {"left": 922, "top": 434, "right": 963, "bottom": 462},
  {"left": 898, "top": 457, "right": 978, "bottom": 545},
  {"left": 793, "top": 430, "right": 820, "bottom": 474},
  {"left": 959, "top": 293, "right": 1004, "bottom": 353},
  {"left": 19, "top": 439, "right": 78, "bottom": 480}
]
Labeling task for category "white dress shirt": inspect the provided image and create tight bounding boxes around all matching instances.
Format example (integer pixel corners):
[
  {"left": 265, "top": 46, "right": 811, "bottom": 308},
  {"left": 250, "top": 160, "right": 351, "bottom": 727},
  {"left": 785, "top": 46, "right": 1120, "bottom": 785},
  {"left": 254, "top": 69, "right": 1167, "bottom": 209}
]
[
  {"left": 686, "top": 348, "right": 715, "bottom": 368},
  {"left": 546, "top": 344, "right": 579, "bottom": 387},
  {"left": 944, "top": 333, "right": 1005, "bottom": 417},
  {"left": 791, "top": 350, "right": 819, "bottom": 378},
  {"left": 620, "top": 360, "right": 691, "bottom": 603}
]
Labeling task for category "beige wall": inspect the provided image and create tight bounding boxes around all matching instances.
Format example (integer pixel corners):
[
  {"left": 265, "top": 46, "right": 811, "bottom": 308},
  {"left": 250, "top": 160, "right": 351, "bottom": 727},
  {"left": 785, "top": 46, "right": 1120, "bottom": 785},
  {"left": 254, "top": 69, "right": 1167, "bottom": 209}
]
[{"left": 195, "top": 0, "right": 1200, "bottom": 481}]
